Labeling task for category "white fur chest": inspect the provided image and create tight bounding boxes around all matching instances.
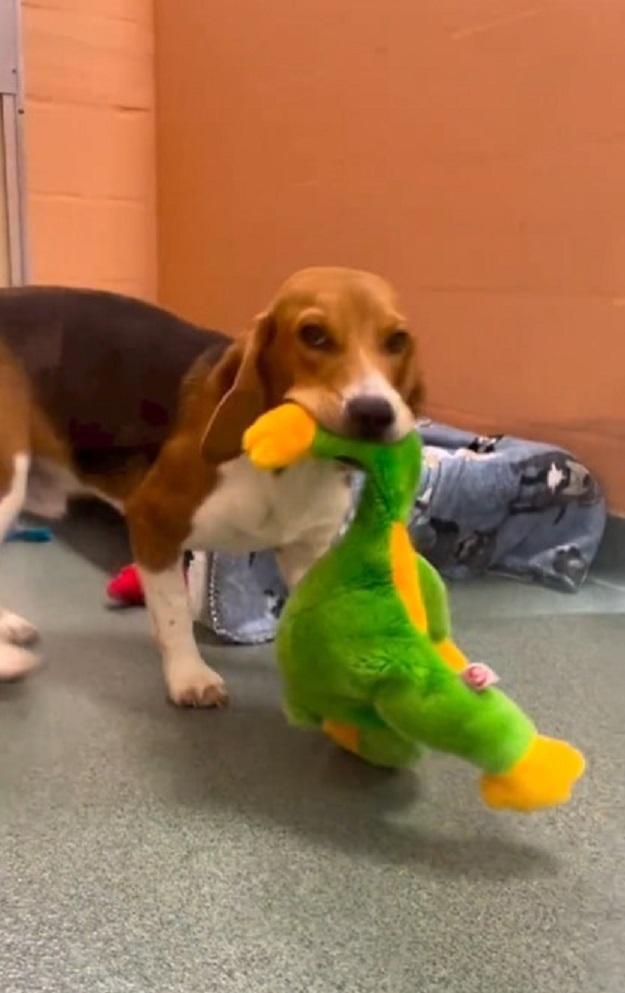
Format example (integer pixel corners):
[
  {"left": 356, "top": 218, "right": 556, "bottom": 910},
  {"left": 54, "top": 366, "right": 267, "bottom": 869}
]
[{"left": 188, "top": 454, "right": 350, "bottom": 554}]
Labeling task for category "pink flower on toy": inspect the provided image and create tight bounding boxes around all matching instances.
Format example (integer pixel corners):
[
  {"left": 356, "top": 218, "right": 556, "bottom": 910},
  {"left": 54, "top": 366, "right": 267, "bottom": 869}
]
[{"left": 462, "top": 663, "right": 499, "bottom": 692}]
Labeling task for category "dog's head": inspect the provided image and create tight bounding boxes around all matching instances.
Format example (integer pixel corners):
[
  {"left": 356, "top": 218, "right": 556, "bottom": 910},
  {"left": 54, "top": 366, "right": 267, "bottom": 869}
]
[{"left": 201, "top": 267, "right": 424, "bottom": 462}]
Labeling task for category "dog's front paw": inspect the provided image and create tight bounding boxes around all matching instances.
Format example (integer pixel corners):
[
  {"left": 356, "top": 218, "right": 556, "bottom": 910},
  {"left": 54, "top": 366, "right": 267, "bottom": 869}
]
[
  {"left": 0, "top": 643, "right": 40, "bottom": 681},
  {"left": 166, "top": 660, "right": 229, "bottom": 708},
  {"left": 0, "top": 609, "right": 39, "bottom": 647},
  {"left": 243, "top": 404, "right": 316, "bottom": 469}
]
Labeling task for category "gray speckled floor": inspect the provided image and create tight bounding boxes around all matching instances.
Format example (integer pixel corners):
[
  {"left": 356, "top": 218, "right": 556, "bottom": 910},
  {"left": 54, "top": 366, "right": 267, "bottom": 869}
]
[{"left": 1, "top": 514, "right": 624, "bottom": 993}]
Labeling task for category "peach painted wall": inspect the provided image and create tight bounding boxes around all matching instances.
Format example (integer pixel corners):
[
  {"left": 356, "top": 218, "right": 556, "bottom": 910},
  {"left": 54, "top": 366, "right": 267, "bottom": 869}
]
[
  {"left": 22, "top": 0, "right": 157, "bottom": 300},
  {"left": 154, "top": 0, "right": 625, "bottom": 510}
]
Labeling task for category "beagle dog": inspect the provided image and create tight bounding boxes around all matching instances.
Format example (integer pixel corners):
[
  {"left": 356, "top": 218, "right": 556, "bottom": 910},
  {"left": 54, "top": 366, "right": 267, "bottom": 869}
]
[{"left": 0, "top": 267, "right": 423, "bottom": 704}]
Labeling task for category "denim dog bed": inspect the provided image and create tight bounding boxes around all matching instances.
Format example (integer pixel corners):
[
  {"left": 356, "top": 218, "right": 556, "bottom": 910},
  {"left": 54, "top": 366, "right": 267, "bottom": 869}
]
[{"left": 187, "top": 419, "right": 606, "bottom": 645}]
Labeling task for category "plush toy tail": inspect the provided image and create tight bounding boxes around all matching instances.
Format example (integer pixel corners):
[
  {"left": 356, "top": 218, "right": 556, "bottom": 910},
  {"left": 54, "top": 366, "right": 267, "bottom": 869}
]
[{"left": 374, "top": 662, "right": 585, "bottom": 812}]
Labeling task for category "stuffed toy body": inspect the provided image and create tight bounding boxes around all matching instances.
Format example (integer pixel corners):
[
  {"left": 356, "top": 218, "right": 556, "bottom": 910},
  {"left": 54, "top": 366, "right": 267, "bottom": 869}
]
[{"left": 244, "top": 404, "right": 585, "bottom": 812}]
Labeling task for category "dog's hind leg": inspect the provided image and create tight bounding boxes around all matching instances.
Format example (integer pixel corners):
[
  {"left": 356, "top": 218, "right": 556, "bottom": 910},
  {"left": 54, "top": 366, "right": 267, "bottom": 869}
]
[
  {"left": 0, "top": 449, "right": 40, "bottom": 680},
  {"left": 0, "top": 344, "right": 41, "bottom": 681}
]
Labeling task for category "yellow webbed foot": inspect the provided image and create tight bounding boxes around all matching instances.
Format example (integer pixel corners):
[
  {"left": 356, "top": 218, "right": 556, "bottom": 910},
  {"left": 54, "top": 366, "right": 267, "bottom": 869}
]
[
  {"left": 480, "top": 735, "right": 585, "bottom": 813},
  {"left": 322, "top": 720, "right": 361, "bottom": 756},
  {"left": 243, "top": 404, "right": 316, "bottom": 469}
]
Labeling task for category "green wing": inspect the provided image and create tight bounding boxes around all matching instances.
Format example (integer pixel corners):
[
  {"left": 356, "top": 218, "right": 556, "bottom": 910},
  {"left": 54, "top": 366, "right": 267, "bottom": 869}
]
[{"left": 417, "top": 555, "right": 451, "bottom": 643}]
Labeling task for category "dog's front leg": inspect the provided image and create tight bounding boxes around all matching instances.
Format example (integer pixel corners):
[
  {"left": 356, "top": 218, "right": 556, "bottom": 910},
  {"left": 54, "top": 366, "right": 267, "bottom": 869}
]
[{"left": 139, "top": 557, "right": 228, "bottom": 708}]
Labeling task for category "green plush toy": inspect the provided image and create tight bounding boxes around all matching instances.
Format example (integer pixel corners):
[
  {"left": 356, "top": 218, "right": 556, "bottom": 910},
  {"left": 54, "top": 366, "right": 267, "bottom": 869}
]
[{"left": 243, "top": 404, "right": 585, "bottom": 812}]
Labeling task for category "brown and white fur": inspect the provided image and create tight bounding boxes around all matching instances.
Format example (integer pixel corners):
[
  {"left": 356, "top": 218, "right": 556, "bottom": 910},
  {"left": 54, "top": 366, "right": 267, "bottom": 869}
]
[{"left": 0, "top": 267, "right": 424, "bottom": 703}]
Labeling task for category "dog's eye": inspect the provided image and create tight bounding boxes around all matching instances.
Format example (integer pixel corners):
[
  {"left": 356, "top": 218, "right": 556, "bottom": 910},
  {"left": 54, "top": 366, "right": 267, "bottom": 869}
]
[
  {"left": 384, "top": 329, "right": 410, "bottom": 355},
  {"left": 298, "top": 324, "right": 334, "bottom": 350}
]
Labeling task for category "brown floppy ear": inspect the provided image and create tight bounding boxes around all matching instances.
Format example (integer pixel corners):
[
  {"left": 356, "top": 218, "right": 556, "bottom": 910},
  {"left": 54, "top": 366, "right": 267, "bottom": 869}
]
[
  {"left": 400, "top": 343, "right": 426, "bottom": 417},
  {"left": 201, "top": 313, "right": 274, "bottom": 463}
]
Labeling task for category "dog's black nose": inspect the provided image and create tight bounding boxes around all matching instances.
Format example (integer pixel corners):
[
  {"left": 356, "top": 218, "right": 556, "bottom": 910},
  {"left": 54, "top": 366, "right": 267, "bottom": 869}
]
[{"left": 346, "top": 396, "right": 396, "bottom": 440}]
